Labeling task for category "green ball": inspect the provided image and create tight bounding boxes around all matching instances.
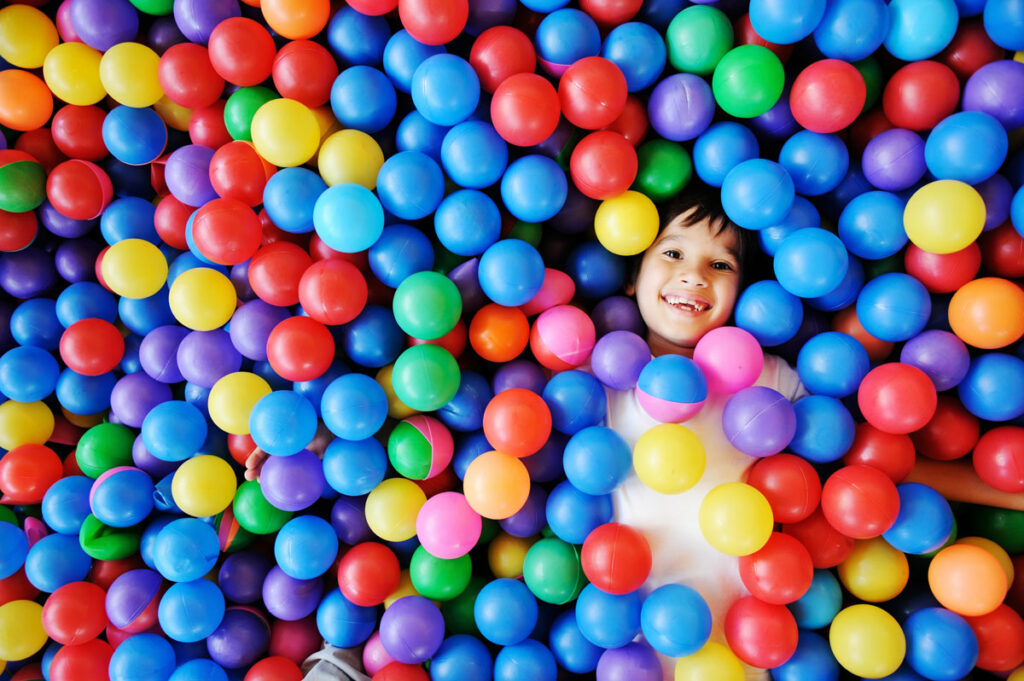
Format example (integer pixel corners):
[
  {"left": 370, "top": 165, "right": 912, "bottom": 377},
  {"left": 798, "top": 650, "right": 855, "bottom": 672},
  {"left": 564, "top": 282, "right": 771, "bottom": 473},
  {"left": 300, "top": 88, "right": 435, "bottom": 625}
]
[
  {"left": 0, "top": 158, "right": 46, "bottom": 213},
  {"left": 712, "top": 45, "right": 785, "bottom": 119},
  {"left": 522, "top": 537, "right": 586, "bottom": 605},
  {"left": 391, "top": 344, "right": 461, "bottom": 412},
  {"left": 224, "top": 86, "right": 278, "bottom": 142},
  {"left": 409, "top": 546, "right": 472, "bottom": 601},
  {"left": 666, "top": 6, "right": 734, "bottom": 75},
  {"left": 969, "top": 506, "right": 1024, "bottom": 554},
  {"left": 0, "top": 506, "right": 16, "bottom": 525},
  {"left": 855, "top": 57, "right": 884, "bottom": 112},
  {"left": 634, "top": 140, "right": 693, "bottom": 202},
  {"left": 388, "top": 420, "right": 431, "bottom": 480},
  {"left": 508, "top": 221, "right": 543, "bottom": 248},
  {"left": 392, "top": 271, "right": 462, "bottom": 341},
  {"left": 441, "top": 575, "right": 486, "bottom": 636},
  {"left": 79, "top": 514, "right": 140, "bottom": 561},
  {"left": 76, "top": 423, "right": 136, "bottom": 479},
  {"left": 233, "top": 480, "right": 293, "bottom": 535},
  {"left": 129, "top": 0, "right": 173, "bottom": 14}
]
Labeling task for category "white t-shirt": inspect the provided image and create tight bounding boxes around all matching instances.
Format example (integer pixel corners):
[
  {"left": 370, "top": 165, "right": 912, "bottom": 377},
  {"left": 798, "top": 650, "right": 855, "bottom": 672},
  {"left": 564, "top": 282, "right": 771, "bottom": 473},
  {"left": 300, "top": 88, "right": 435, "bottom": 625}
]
[{"left": 608, "top": 354, "right": 807, "bottom": 681}]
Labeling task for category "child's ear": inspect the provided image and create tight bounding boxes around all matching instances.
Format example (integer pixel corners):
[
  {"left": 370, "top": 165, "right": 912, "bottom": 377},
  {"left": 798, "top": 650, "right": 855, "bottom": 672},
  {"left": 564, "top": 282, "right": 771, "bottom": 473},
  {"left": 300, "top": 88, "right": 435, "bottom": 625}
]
[{"left": 624, "top": 280, "right": 636, "bottom": 296}]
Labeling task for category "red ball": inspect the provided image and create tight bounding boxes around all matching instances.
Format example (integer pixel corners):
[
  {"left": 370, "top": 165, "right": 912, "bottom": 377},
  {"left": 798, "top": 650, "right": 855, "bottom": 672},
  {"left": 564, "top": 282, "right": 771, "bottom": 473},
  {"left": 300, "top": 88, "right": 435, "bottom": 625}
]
[
  {"left": 782, "top": 508, "right": 854, "bottom": 569},
  {"left": 191, "top": 198, "right": 262, "bottom": 265},
  {"left": 579, "top": 0, "right": 643, "bottom": 26},
  {"left": 882, "top": 60, "right": 960, "bottom": 131},
  {"left": 266, "top": 315, "right": 335, "bottom": 382},
  {"left": 738, "top": 532, "right": 814, "bottom": 605},
  {"left": 965, "top": 604, "right": 1024, "bottom": 672},
  {"left": 724, "top": 596, "right": 799, "bottom": 669},
  {"left": 46, "top": 159, "right": 113, "bottom": 220},
  {"left": 208, "top": 17, "right": 277, "bottom": 87},
  {"left": 210, "top": 140, "right": 276, "bottom": 206},
  {"left": 910, "top": 395, "right": 980, "bottom": 462},
  {"left": 939, "top": 18, "right": 1005, "bottom": 81},
  {"left": 581, "top": 522, "right": 652, "bottom": 595},
  {"left": 245, "top": 655, "right": 303, "bottom": 681},
  {"left": 0, "top": 568, "right": 40, "bottom": 606},
  {"left": 409, "top": 318, "right": 467, "bottom": 359},
  {"left": 270, "top": 615, "right": 322, "bottom": 665},
  {"left": 972, "top": 425, "right": 1024, "bottom": 494},
  {"left": 559, "top": 57, "right": 628, "bottom": 130},
  {"left": 398, "top": 0, "right": 468, "bottom": 46},
  {"left": 15, "top": 129, "right": 65, "bottom": 173},
  {"left": 789, "top": 59, "right": 866, "bottom": 133},
  {"left": 904, "top": 242, "right": 981, "bottom": 294},
  {"left": 858, "top": 362, "right": 938, "bottom": 435},
  {"left": 347, "top": 0, "right": 398, "bottom": 14},
  {"left": 153, "top": 194, "right": 192, "bottom": 251},
  {"left": 746, "top": 453, "right": 821, "bottom": 524},
  {"left": 733, "top": 12, "right": 793, "bottom": 63},
  {"left": 820, "top": 464, "right": 900, "bottom": 539},
  {"left": 491, "top": 73, "right": 561, "bottom": 147},
  {"left": 189, "top": 101, "right": 233, "bottom": 150},
  {"left": 469, "top": 26, "right": 536, "bottom": 94},
  {"left": 158, "top": 43, "right": 225, "bottom": 110},
  {"left": 0, "top": 444, "right": 63, "bottom": 505},
  {"left": 373, "top": 662, "right": 429, "bottom": 681},
  {"left": 60, "top": 318, "right": 125, "bottom": 377},
  {"left": 847, "top": 106, "right": 894, "bottom": 157},
  {"left": 50, "top": 105, "right": 107, "bottom": 161},
  {"left": 842, "top": 422, "right": 916, "bottom": 483},
  {"left": 248, "top": 241, "right": 313, "bottom": 307},
  {"left": 979, "top": 221, "right": 1024, "bottom": 279},
  {"left": 87, "top": 556, "right": 145, "bottom": 591},
  {"left": 273, "top": 40, "right": 338, "bottom": 108},
  {"left": 569, "top": 130, "right": 637, "bottom": 200},
  {"left": 0, "top": 208, "right": 37, "bottom": 252},
  {"left": 49, "top": 639, "right": 113, "bottom": 681},
  {"left": 482, "top": 388, "right": 552, "bottom": 458},
  {"left": 601, "top": 94, "right": 648, "bottom": 146},
  {"left": 41, "top": 581, "right": 108, "bottom": 645},
  {"left": 298, "top": 258, "right": 368, "bottom": 326},
  {"left": 338, "top": 542, "right": 402, "bottom": 607}
]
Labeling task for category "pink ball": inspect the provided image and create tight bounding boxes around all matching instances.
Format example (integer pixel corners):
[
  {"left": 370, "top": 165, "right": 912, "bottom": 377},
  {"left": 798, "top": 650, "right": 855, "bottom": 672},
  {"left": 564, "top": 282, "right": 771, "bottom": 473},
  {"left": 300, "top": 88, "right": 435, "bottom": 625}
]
[
  {"left": 403, "top": 415, "right": 454, "bottom": 479},
  {"left": 520, "top": 268, "right": 575, "bottom": 317},
  {"left": 362, "top": 632, "right": 396, "bottom": 675},
  {"left": 693, "top": 327, "right": 765, "bottom": 394},
  {"left": 269, "top": 616, "right": 322, "bottom": 665},
  {"left": 635, "top": 389, "right": 705, "bottom": 422},
  {"left": 529, "top": 304, "right": 596, "bottom": 371},
  {"left": 415, "top": 491, "right": 482, "bottom": 559}
]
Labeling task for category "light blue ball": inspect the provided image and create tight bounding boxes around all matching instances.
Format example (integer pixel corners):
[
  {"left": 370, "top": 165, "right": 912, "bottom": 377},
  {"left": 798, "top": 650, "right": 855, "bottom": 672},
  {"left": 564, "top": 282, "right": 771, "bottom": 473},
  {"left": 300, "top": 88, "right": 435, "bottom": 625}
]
[
  {"left": 478, "top": 239, "right": 546, "bottom": 307},
  {"left": 797, "top": 331, "right": 870, "bottom": 398},
  {"left": 500, "top": 155, "right": 568, "bottom": 223},
  {"left": 322, "top": 437, "right": 388, "bottom": 497},
  {"left": 276, "top": 515, "right": 338, "bottom": 579},
  {"left": 856, "top": 272, "right": 931, "bottom": 342},
  {"left": 562, "top": 426, "right": 631, "bottom": 496},
  {"left": 640, "top": 583, "right": 711, "bottom": 657},
  {"left": 883, "top": 0, "right": 958, "bottom": 61},
  {"left": 249, "top": 390, "right": 318, "bottom": 457},
  {"left": 412, "top": 54, "right": 481, "bottom": 127},
  {"left": 434, "top": 189, "right": 502, "bottom": 256},
  {"left": 320, "top": 373, "right": 389, "bottom": 441},
  {"left": 779, "top": 131, "right": 849, "bottom": 196},
  {"left": 313, "top": 183, "right": 385, "bottom": 253},
  {"left": 721, "top": 158, "right": 795, "bottom": 230},
  {"left": 735, "top": 280, "right": 804, "bottom": 346},
  {"left": 924, "top": 111, "right": 1008, "bottom": 185},
  {"left": 813, "top": 0, "right": 890, "bottom": 60},
  {"left": 773, "top": 228, "right": 850, "bottom": 298},
  {"left": 838, "top": 190, "right": 908, "bottom": 260}
]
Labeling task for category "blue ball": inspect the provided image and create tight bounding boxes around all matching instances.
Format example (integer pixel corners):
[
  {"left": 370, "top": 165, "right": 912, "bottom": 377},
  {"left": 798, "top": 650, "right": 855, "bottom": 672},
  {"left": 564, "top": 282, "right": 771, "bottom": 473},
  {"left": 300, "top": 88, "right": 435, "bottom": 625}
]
[
  {"left": 771, "top": 631, "right": 840, "bottom": 681},
  {"left": 91, "top": 467, "right": 155, "bottom": 528},
  {"left": 24, "top": 532, "right": 91, "bottom": 592},
  {"left": 567, "top": 240, "right": 628, "bottom": 300},
  {"left": 439, "top": 370, "right": 492, "bottom": 432},
  {"left": 431, "top": 634, "right": 493, "bottom": 681},
  {"left": 376, "top": 151, "right": 446, "bottom": 221},
  {"left": 140, "top": 514, "right": 177, "bottom": 569},
  {"left": 924, "top": 111, "right": 1008, "bottom": 185},
  {"left": 494, "top": 640, "right": 558, "bottom": 681},
  {"left": 789, "top": 395, "right": 856, "bottom": 463},
  {"left": 293, "top": 361, "right": 349, "bottom": 417},
  {"left": 102, "top": 105, "right": 168, "bottom": 166},
  {"left": 475, "top": 578, "right": 539, "bottom": 646},
  {"left": 369, "top": 224, "right": 434, "bottom": 288},
  {"left": 692, "top": 122, "right": 760, "bottom": 188},
  {"left": 521, "top": 0, "right": 569, "bottom": 11},
  {"left": 321, "top": 372, "right": 389, "bottom": 441},
  {"left": 326, "top": 6, "right": 389, "bottom": 65},
  {"left": 957, "top": 352, "right": 1024, "bottom": 421},
  {"left": 41, "top": 475, "right": 93, "bottom": 536},
  {"left": 478, "top": 239, "right": 546, "bottom": 307},
  {"left": 750, "top": 0, "right": 827, "bottom": 43},
  {"left": 548, "top": 610, "right": 603, "bottom": 674},
  {"left": 118, "top": 287, "right": 175, "bottom": 336},
  {"left": 543, "top": 371, "right": 607, "bottom": 436},
  {"left": 10, "top": 298, "right": 62, "bottom": 350},
  {"left": 562, "top": 426, "right": 631, "bottom": 496},
  {"left": 721, "top": 158, "right": 796, "bottom": 230},
  {"left": 383, "top": 29, "right": 447, "bottom": 94},
  {"left": 820, "top": 163, "right": 873, "bottom": 221},
  {"left": 323, "top": 437, "right": 387, "bottom": 496},
  {"left": 983, "top": 0, "right": 1024, "bottom": 50},
  {"left": 317, "top": 588, "right": 377, "bottom": 647},
  {"left": 838, "top": 190, "right": 908, "bottom": 260},
  {"left": 735, "top": 280, "right": 804, "bottom": 346},
  {"left": 788, "top": 568, "right": 842, "bottom": 630},
  {"left": 412, "top": 54, "right": 481, "bottom": 127},
  {"left": 905, "top": 608, "right": 979, "bottom": 681},
  {"left": 249, "top": 390, "right": 318, "bottom": 457},
  {"left": 856, "top": 272, "right": 931, "bottom": 342},
  {"left": 640, "top": 584, "right": 711, "bottom": 657},
  {"left": 441, "top": 120, "right": 508, "bottom": 189},
  {"left": 773, "top": 228, "right": 850, "bottom": 298},
  {"left": 797, "top": 331, "right": 870, "bottom": 398},
  {"left": 0, "top": 344, "right": 59, "bottom": 402},
  {"left": 55, "top": 281, "right": 117, "bottom": 326},
  {"left": 638, "top": 354, "right": 708, "bottom": 405},
  {"left": 500, "top": 155, "right": 568, "bottom": 223},
  {"left": 601, "top": 22, "right": 667, "bottom": 92},
  {"left": 101, "top": 196, "right": 159, "bottom": 245},
  {"left": 159, "top": 579, "right": 227, "bottom": 643},
  {"left": 314, "top": 183, "right": 385, "bottom": 253},
  {"left": 169, "top": 659, "right": 229, "bottom": 681},
  {"left": 807, "top": 255, "right": 864, "bottom": 312},
  {"left": 395, "top": 110, "right": 449, "bottom": 163},
  {"left": 434, "top": 189, "right": 502, "bottom": 256},
  {"left": 0, "top": 522, "right": 27, "bottom": 580},
  {"left": 154, "top": 517, "right": 220, "bottom": 582},
  {"left": 263, "top": 167, "right": 326, "bottom": 235},
  {"left": 168, "top": 251, "right": 226, "bottom": 286},
  {"left": 884, "top": 0, "right": 959, "bottom": 60},
  {"left": 453, "top": 430, "right": 492, "bottom": 480},
  {"left": 142, "top": 400, "right": 208, "bottom": 462},
  {"left": 55, "top": 368, "right": 115, "bottom": 415},
  {"left": 276, "top": 515, "right": 339, "bottom": 579},
  {"left": 343, "top": 304, "right": 405, "bottom": 368},
  {"left": 813, "top": 0, "right": 890, "bottom": 60},
  {"left": 882, "top": 483, "right": 954, "bottom": 555},
  {"left": 575, "top": 583, "right": 642, "bottom": 649},
  {"left": 330, "top": 65, "right": 397, "bottom": 133},
  {"left": 545, "top": 480, "right": 613, "bottom": 545},
  {"left": 109, "top": 634, "right": 176, "bottom": 681},
  {"left": 535, "top": 9, "right": 600, "bottom": 67},
  {"left": 779, "top": 131, "right": 849, "bottom": 196}
]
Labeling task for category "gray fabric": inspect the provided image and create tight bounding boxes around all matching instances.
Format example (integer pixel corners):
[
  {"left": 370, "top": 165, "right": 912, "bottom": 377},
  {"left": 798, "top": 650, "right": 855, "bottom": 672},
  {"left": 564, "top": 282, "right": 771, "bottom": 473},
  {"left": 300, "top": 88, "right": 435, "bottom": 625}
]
[{"left": 302, "top": 644, "right": 372, "bottom": 681}]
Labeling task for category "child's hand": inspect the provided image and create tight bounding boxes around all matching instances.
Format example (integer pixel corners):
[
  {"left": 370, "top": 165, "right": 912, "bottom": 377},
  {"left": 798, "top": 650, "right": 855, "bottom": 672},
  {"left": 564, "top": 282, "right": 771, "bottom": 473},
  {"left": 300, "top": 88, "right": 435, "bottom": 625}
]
[{"left": 244, "top": 447, "right": 268, "bottom": 481}]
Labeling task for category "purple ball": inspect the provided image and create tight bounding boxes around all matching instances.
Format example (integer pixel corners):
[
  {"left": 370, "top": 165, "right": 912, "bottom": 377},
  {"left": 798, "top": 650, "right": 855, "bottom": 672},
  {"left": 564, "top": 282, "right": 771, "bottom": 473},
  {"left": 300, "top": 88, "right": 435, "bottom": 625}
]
[
  {"left": 147, "top": 15, "right": 187, "bottom": 54},
  {"left": 493, "top": 359, "right": 547, "bottom": 395},
  {"left": 500, "top": 486, "right": 548, "bottom": 537},
  {"left": 533, "top": 118, "right": 575, "bottom": 160},
  {"left": 55, "top": 238, "right": 103, "bottom": 284},
  {"left": 106, "top": 568, "right": 163, "bottom": 630},
  {"left": 206, "top": 606, "right": 270, "bottom": 669},
  {"left": 722, "top": 386, "right": 797, "bottom": 457},
  {"left": 262, "top": 566, "right": 323, "bottom": 621},
  {"left": 591, "top": 296, "right": 645, "bottom": 337},
  {"left": 0, "top": 247, "right": 56, "bottom": 299},
  {"left": 962, "top": 59, "right": 1024, "bottom": 131},
  {"left": 260, "top": 450, "right": 326, "bottom": 512},
  {"left": 522, "top": 431, "right": 566, "bottom": 483},
  {"left": 164, "top": 145, "right": 218, "bottom": 207},
  {"left": 331, "top": 495, "right": 372, "bottom": 545},
  {"left": 177, "top": 329, "right": 242, "bottom": 388},
  {"left": 39, "top": 200, "right": 96, "bottom": 238},
  {"left": 596, "top": 642, "right": 662, "bottom": 681},
  {"left": 218, "top": 551, "right": 273, "bottom": 605},
  {"left": 173, "top": 0, "right": 241, "bottom": 45},
  {"left": 229, "top": 300, "right": 290, "bottom": 361},
  {"left": 110, "top": 372, "right": 173, "bottom": 428},
  {"left": 861, "top": 128, "right": 927, "bottom": 192},
  {"left": 591, "top": 330, "right": 650, "bottom": 390},
  {"left": 132, "top": 434, "right": 179, "bottom": 479},
  {"left": 139, "top": 325, "right": 190, "bottom": 383},
  {"left": 750, "top": 89, "right": 799, "bottom": 141},
  {"left": 229, "top": 261, "right": 255, "bottom": 301},
  {"left": 548, "top": 186, "right": 599, "bottom": 236},
  {"left": 379, "top": 596, "right": 445, "bottom": 664},
  {"left": 69, "top": 0, "right": 140, "bottom": 52},
  {"left": 448, "top": 258, "right": 488, "bottom": 317},
  {"left": 465, "top": 0, "right": 517, "bottom": 34},
  {"left": 976, "top": 173, "right": 1013, "bottom": 231},
  {"left": 648, "top": 74, "right": 716, "bottom": 142},
  {"left": 900, "top": 329, "right": 971, "bottom": 392}
]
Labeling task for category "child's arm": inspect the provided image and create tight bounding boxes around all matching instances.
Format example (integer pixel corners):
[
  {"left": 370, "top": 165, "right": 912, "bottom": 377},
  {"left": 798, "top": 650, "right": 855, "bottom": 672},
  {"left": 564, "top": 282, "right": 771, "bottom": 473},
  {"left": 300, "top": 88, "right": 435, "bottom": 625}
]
[
  {"left": 903, "top": 457, "right": 1024, "bottom": 512},
  {"left": 243, "top": 420, "right": 335, "bottom": 481}
]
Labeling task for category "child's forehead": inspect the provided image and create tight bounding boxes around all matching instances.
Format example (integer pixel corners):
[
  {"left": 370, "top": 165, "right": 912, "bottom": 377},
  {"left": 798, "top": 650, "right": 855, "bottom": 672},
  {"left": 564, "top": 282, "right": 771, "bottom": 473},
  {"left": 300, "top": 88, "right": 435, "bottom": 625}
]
[{"left": 655, "top": 214, "right": 741, "bottom": 255}]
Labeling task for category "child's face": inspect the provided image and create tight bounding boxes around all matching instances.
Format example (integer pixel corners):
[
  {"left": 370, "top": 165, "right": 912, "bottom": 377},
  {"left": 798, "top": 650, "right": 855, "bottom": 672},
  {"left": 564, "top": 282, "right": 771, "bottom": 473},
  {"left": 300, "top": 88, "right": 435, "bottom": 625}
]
[{"left": 630, "top": 211, "right": 742, "bottom": 357}]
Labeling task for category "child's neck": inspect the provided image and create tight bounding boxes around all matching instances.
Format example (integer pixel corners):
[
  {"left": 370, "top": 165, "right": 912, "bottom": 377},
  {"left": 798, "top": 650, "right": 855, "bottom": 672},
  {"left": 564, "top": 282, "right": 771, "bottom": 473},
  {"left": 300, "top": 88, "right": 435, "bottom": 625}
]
[{"left": 648, "top": 333, "right": 696, "bottom": 359}]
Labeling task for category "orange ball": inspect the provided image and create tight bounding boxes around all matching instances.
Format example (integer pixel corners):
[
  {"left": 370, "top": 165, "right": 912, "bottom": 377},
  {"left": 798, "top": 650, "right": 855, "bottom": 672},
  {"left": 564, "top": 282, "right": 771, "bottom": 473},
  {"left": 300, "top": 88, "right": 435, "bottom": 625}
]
[
  {"left": 0, "top": 69, "right": 52, "bottom": 131},
  {"left": 928, "top": 543, "right": 1008, "bottom": 616},
  {"left": 469, "top": 304, "right": 529, "bottom": 363},
  {"left": 948, "top": 277, "right": 1024, "bottom": 349},
  {"left": 260, "top": 0, "right": 330, "bottom": 39},
  {"left": 831, "top": 305, "right": 893, "bottom": 363},
  {"left": 482, "top": 388, "right": 552, "bottom": 458},
  {"left": 462, "top": 450, "right": 530, "bottom": 519}
]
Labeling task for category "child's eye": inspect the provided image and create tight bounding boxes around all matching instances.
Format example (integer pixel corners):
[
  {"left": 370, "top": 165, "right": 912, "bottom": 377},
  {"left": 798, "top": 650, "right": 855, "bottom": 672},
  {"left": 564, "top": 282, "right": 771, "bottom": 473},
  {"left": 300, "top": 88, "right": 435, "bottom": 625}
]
[
  {"left": 713, "top": 261, "right": 735, "bottom": 271},
  {"left": 663, "top": 249, "right": 681, "bottom": 259}
]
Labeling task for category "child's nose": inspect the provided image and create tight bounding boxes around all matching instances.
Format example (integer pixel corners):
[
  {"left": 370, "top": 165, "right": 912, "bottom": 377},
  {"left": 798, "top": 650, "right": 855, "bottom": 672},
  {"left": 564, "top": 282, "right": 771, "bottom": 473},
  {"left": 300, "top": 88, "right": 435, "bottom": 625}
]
[{"left": 677, "top": 266, "right": 708, "bottom": 287}]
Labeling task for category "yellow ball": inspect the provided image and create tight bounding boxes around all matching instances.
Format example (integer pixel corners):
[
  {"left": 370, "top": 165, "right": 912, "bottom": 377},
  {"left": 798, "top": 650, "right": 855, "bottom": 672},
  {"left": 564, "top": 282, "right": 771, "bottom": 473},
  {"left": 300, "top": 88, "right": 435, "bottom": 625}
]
[
  {"left": 169, "top": 267, "right": 237, "bottom": 331},
  {"left": 956, "top": 536, "right": 1014, "bottom": 586},
  {"left": 829, "top": 604, "right": 905, "bottom": 678},
  {"left": 171, "top": 454, "right": 238, "bottom": 518},
  {"left": 838, "top": 537, "right": 909, "bottom": 602},
  {"left": 0, "top": 400, "right": 53, "bottom": 451},
  {"left": 904, "top": 180, "right": 986, "bottom": 255},
  {"left": 595, "top": 190, "right": 660, "bottom": 256},
  {"left": 318, "top": 129, "right": 385, "bottom": 188},
  {"left": 43, "top": 42, "right": 105, "bottom": 106},
  {"left": 0, "top": 5, "right": 58, "bottom": 69},
  {"left": 365, "top": 478, "right": 426, "bottom": 542},
  {"left": 0, "top": 600, "right": 47, "bottom": 662},
  {"left": 99, "top": 42, "right": 163, "bottom": 108},
  {"left": 102, "top": 238, "right": 168, "bottom": 299},
  {"left": 633, "top": 423, "right": 706, "bottom": 494},
  {"left": 384, "top": 571, "right": 421, "bottom": 609},
  {"left": 208, "top": 372, "right": 272, "bottom": 435},
  {"left": 1009, "top": 666, "right": 1024, "bottom": 681},
  {"left": 674, "top": 641, "right": 745, "bottom": 681},
  {"left": 376, "top": 364, "right": 419, "bottom": 420},
  {"left": 698, "top": 482, "right": 773, "bottom": 556},
  {"left": 488, "top": 532, "right": 535, "bottom": 579},
  {"left": 153, "top": 95, "right": 193, "bottom": 132},
  {"left": 251, "top": 98, "right": 321, "bottom": 168}
]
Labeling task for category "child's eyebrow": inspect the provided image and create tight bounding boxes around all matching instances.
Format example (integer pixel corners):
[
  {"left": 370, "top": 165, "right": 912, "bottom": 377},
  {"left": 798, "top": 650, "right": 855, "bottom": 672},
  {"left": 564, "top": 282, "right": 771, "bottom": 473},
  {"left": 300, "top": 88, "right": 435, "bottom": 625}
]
[{"left": 656, "top": 234, "right": 741, "bottom": 262}]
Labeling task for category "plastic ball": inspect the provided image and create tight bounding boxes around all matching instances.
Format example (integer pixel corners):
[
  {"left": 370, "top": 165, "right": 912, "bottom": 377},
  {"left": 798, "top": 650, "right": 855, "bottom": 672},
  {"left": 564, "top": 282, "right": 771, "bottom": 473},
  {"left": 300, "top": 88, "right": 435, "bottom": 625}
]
[
  {"left": 828, "top": 604, "right": 906, "bottom": 677},
  {"left": 558, "top": 57, "right": 627, "bottom": 130},
  {"left": 463, "top": 451, "right": 530, "bottom": 520},
  {"left": 712, "top": 45, "right": 785, "bottom": 119},
  {"left": 261, "top": 0, "right": 330, "bottom": 40},
  {"left": 774, "top": 228, "right": 850, "bottom": 299},
  {"left": 813, "top": 0, "right": 889, "bottom": 60},
  {"left": 398, "top": 0, "right": 468, "bottom": 45},
  {"left": 647, "top": 73, "right": 715, "bottom": 142},
  {"left": 392, "top": 271, "right": 462, "bottom": 341},
  {"left": 334, "top": 543, "right": 400, "bottom": 609},
  {"left": 500, "top": 155, "right": 568, "bottom": 223},
  {"left": 171, "top": 454, "right": 236, "bottom": 519},
  {"left": 430, "top": 634, "right": 492, "bottom": 681},
  {"left": 789, "top": 59, "right": 865, "bottom": 133},
  {"left": 721, "top": 386, "right": 796, "bottom": 457},
  {"left": 522, "top": 538, "right": 585, "bottom": 605},
  {"left": 590, "top": 190, "right": 658, "bottom": 257},
  {"left": 102, "top": 105, "right": 167, "bottom": 167},
  {"left": 699, "top": 482, "right": 774, "bottom": 556},
  {"left": 928, "top": 544, "right": 1008, "bottom": 616},
  {"left": 159, "top": 579, "right": 226, "bottom": 643},
  {"left": 972, "top": 426, "right": 1024, "bottom": 494},
  {"left": 313, "top": 183, "right": 385, "bottom": 253},
  {"left": 91, "top": 467, "right": 155, "bottom": 529},
  {"left": 635, "top": 354, "right": 708, "bottom": 423},
  {"left": 473, "top": 578, "right": 537, "bottom": 646},
  {"left": 721, "top": 159, "right": 795, "bottom": 231},
  {"left": 723, "top": 595, "right": 799, "bottom": 669},
  {"left": 575, "top": 583, "right": 642, "bottom": 649},
  {"left": 411, "top": 53, "right": 479, "bottom": 127},
  {"left": 885, "top": 0, "right": 959, "bottom": 60},
  {"left": 46, "top": 160, "right": 112, "bottom": 221},
  {"left": 250, "top": 98, "right": 320, "bottom": 169},
  {"left": 665, "top": 6, "right": 733, "bottom": 75},
  {"left": 948, "top": 277, "right": 1024, "bottom": 349},
  {"left": 490, "top": 73, "right": 561, "bottom": 147},
  {"left": 580, "top": 522, "right": 651, "bottom": 595},
  {"left": 905, "top": 607, "right": 979, "bottom": 681},
  {"left": 957, "top": 352, "right": 1024, "bottom": 422},
  {"left": 415, "top": 492, "right": 480, "bottom": 560},
  {"left": 391, "top": 344, "right": 461, "bottom": 412}
]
